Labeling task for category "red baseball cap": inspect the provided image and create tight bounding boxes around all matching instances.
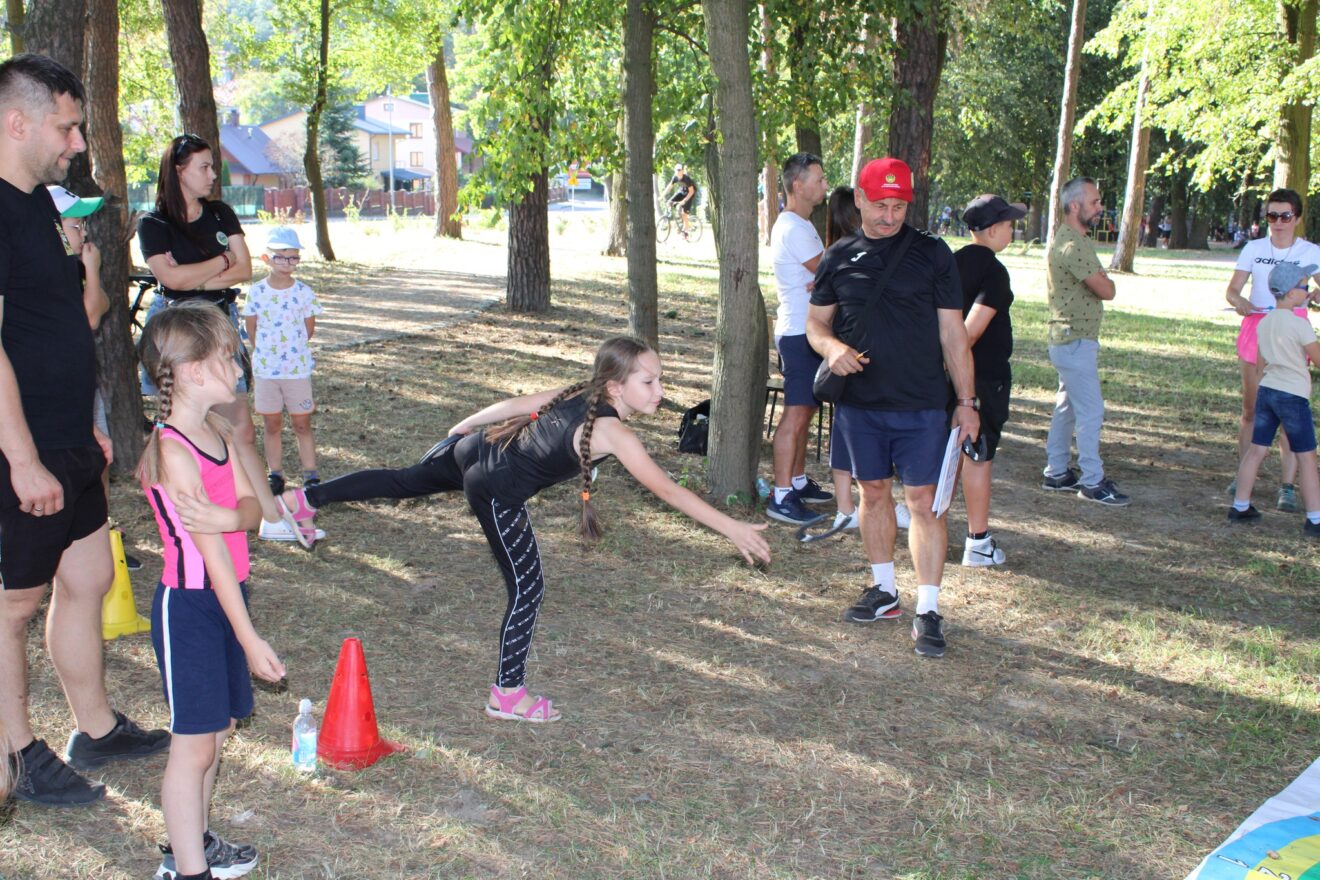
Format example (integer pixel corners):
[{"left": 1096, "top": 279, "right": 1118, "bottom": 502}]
[{"left": 857, "top": 158, "right": 914, "bottom": 203}]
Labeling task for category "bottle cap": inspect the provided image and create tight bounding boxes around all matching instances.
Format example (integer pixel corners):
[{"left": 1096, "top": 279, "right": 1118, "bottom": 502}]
[{"left": 299, "top": 698, "right": 312, "bottom": 713}]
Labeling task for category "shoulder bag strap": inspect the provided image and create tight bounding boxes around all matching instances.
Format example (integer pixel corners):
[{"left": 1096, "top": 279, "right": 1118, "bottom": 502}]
[{"left": 839, "top": 224, "right": 917, "bottom": 350}]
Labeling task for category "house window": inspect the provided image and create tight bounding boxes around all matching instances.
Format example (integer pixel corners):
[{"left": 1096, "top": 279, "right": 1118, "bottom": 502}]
[
  {"left": 410, "top": 152, "right": 423, "bottom": 167},
  {"left": 372, "top": 141, "right": 380, "bottom": 160},
  {"left": 410, "top": 123, "right": 423, "bottom": 138}
]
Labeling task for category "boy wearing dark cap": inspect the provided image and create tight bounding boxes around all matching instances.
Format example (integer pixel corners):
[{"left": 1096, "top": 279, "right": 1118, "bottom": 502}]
[
  {"left": 954, "top": 195, "right": 1026, "bottom": 566},
  {"left": 1229, "top": 261, "right": 1320, "bottom": 536}
]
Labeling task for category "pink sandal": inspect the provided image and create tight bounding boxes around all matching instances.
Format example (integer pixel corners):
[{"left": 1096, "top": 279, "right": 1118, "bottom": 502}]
[{"left": 484, "top": 685, "right": 560, "bottom": 723}]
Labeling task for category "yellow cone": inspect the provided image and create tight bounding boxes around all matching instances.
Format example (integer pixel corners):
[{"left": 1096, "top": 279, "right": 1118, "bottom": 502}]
[{"left": 102, "top": 529, "right": 150, "bottom": 640}]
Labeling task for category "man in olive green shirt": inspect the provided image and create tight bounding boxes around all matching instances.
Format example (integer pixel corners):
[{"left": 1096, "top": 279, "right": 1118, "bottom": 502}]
[{"left": 1041, "top": 177, "right": 1130, "bottom": 506}]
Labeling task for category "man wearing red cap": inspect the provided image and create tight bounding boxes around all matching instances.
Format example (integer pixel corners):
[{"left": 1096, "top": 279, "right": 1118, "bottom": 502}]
[{"left": 806, "top": 157, "right": 978, "bottom": 659}]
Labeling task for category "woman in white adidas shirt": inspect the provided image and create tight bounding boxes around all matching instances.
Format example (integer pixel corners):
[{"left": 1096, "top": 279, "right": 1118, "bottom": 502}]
[{"left": 1224, "top": 188, "right": 1320, "bottom": 511}]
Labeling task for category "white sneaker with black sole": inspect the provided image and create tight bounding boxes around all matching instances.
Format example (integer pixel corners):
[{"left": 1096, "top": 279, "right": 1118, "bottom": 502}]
[{"left": 962, "top": 535, "right": 1005, "bottom": 567}]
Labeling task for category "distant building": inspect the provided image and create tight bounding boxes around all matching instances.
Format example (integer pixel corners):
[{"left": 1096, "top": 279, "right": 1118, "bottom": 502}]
[
  {"left": 258, "top": 96, "right": 475, "bottom": 190},
  {"left": 217, "top": 111, "right": 285, "bottom": 187}
]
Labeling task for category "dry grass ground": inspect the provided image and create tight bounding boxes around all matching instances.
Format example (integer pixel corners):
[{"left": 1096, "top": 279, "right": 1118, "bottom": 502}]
[{"left": 2, "top": 217, "right": 1317, "bottom": 879}]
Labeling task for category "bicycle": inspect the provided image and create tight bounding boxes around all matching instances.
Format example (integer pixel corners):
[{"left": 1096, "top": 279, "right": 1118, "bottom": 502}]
[
  {"left": 656, "top": 204, "right": 703, "bottom": 244},
  {"left": 127, "top": 271, "right": 158, "bottom": 337}
]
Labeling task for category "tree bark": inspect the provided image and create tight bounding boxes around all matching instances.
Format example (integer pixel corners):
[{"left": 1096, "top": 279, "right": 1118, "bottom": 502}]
[
  {"left": 703, "top": 98, "right": 721, "bottom": 256},
  {"left": 6, "top": 0, "right": 24, "bottom": 53},
  {"left": 1188, "top": 198, "right": 1210, "bottom": 249},
  {"left": 623, "top": 0, "right": 657, "bottom": 348},
  {"left": 161, "top": 0, "right": 221, "bottom": 199},
  {"left": 758, "top": 2, "right": 777, "bottom": 245},
  {"left": 427, "top": 47, "right": 461, "bottom": 239},
  {"left": 87, "top": 0, "right": 144, "bottom": 475},
  {"left": 1168, "top": 169, "right": 1188, "bottom": 249},
  {"left": 1275, "top": 0, "right": 1317, "bottom": 215},
  {"left": 304, "top": 0, "right": 335, "bottom": 261},
  {"left": 887, "top": 7, "right": 948, "bottom": 231},
  {"left": 702, "top": 0, "right": 767, "bottom": 503},
  {"left": 1109, "top": 4, "right": 1153, "bottom": 274},
  {"left": 851, "top": 103, "right": 871, "bottom": 186},
  {"left": 1047, "top": 0, "right": 1087, "bottom": 245},
  {"left": 507, "top": 169, "right": 551, "bottom": 312},
  {"left": 606, "top": 168, "right": 627, "bottom": 256},
  {"left": 1143, "top": 191, "right": 1164, "bottom": 247}
]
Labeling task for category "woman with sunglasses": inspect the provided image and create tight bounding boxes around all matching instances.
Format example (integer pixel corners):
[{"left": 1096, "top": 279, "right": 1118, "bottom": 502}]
[
  {"left": 137, "top": 134, "right": 314, "bottom": 546},
  {"left": 1224, "top": 188, "right": 1320, "bottom": 511}
]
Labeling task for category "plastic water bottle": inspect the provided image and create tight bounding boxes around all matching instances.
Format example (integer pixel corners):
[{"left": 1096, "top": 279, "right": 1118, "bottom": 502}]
[
  {"left": 291, "top": 698, "right": 317, "bottom": 773},
  {"left": 755, "top": 477, "right": 771, "bottom": 499}
]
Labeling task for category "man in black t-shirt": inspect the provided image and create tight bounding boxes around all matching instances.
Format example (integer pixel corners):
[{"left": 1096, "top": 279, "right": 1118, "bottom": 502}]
[
  {"left": 954, "top": 194, "right": 1025, "bottom": 570},
  {"left": 0, "top": 54, "right": 168, "bottom": 808},
  {"left": 807, "top": 157, "right": 978, "bottom": 659},
  {"left": 664, "top": 164, "right": 698, "bottom": 237}
]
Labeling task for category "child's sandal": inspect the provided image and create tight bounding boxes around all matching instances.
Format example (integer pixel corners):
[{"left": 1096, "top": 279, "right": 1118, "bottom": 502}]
[
  {"left": 484, "top": 685, "right": 560, "bottom": 723},
  {"left": 276, "top": 494, "right": 315, "bottom": 550}
]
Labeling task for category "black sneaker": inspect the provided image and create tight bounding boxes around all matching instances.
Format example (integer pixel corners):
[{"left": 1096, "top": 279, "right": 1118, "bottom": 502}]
[
  {"left": 10, "top": 739, "right": 105, "bottom": 806},
  {"left": 766, "top": 491, "right": 826, "bottom": 526},
  {"left": 843, "top": 586, "right": 901, "bottom": 623},
  {"left": 155, "top": 831, "right": 258, "bottom": 879},
  {"left": 1305, "top": 519, "right": 1320, "bottom": 538},
  {"left": 65, "top": 711, "right": 169, "bottom": 771},
  {"left": 1041, "top": 468, "right": 1079, "bottom": 491},
  {"left": 794, "top": 477, "right": 833, "bottom": 505},
  {"left": 1077, "top": 478, "right": 1131, "bottom": 507},
  {"left": 912, "top": 611, "right": 946, "bottom": 658},
  {"left": 303, "top": 477, "right": 321, "bottom": 488},
  {"left": 124, "top": 553, "right": 143, "bottom": 571},
  {"left": 1227, "top": 506, "right": 1261, "bottom": 522},
  {"left": 267, "top": 472, "right": 286, "bottom": 495}
]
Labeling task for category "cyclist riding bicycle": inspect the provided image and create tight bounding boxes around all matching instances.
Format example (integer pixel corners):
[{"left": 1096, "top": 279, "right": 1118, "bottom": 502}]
[{"left": 663, "top": 163, "right": 699, "bottom": 238}]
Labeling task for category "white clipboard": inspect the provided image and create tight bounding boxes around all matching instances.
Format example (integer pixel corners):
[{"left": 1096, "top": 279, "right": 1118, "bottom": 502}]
[{"left": 931, "top": 427, "right": 961, "bottom": 518}]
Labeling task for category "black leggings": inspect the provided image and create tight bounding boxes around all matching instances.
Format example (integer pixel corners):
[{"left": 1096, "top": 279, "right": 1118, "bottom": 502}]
[{"left": 305, "top": 455, "right": 546, "bottom": 689}]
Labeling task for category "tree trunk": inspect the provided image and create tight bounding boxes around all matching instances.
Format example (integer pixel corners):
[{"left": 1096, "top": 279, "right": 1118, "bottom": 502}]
[
  {"left": 758, "top": 2, "right": 777, "bottom": 246},
  {"left": 507, "top": 169, "right": 551, "bottom": 312},
  {"left": 1143, "top": 191, "right": 1164, "bottom": 247},
  {"left": 703, "top": 99, "right": 721, "bottom": 256},
  {"left": 6, "top": 0, "right": 25, "bottom": 53},
  {"left": 1047, "top": 0, "right": 1087, "bottom": 245},
  {"left": 161, "top": 0, "right": 221, "bottom": 199},
  {"left": 702, "top": 0, "right": 767, "bottom": 503},
  {"left": 887, "top": 8, "right": 947, "bottom": 231},
  {"left": 1188, "top": 200, "right": 1210, "bottom": 249},
  {"left": 1109, "top": 7, "right": 1153, "bottom": 274},
  {"left": 427, "top": 48, "right": 462, "bottom": 239},
  {"left": 1275, "top": 0, "right": 1317, "bottom": 215},
  {"left": 851, "top": 103, "right": 871, "bottom": 186},
  {"left": 623, "top": 0, "right": 657, "bottom": 348},
  {"left": 605, "top": 161, "right": 627, "bottom": 256},
  {"left": 1168, "top": 170, "right": 1188, "bottom": 249},
  {"left": 304, "top": 0, "right": 335, "bottom": 261},
  {"left": 87, "top": 0, "right": 144, "bottom": 475}
]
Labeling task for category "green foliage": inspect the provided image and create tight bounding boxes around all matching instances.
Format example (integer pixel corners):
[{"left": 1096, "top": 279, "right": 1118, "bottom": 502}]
[
  {"left": 119, "top": 0, "right": 179, "bottom": 185},
  {"left": 321, "top": 99, "right": 371, "bottom": 186}
]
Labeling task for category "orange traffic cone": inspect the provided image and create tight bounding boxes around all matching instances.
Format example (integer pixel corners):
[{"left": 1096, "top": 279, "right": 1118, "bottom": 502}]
[
  {"left": 317, "top": 638, "right": 402, "bottom": 769},
  {"left": 103, "top": 529, "right": 150, "bottom": 640}
]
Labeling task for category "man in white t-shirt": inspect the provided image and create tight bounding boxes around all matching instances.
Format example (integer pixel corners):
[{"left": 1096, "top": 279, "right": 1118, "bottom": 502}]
[
  {"left": 768, "top": 152, "right": 831, "bottom": 526},
  {"left": 1224, "top": 188, "right": 1320, "bottom": 512}
]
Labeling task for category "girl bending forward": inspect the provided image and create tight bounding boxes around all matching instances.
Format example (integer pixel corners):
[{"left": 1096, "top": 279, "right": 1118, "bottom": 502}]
[{"left": 284, "top": 337, "right": 770, "bottom": 722}]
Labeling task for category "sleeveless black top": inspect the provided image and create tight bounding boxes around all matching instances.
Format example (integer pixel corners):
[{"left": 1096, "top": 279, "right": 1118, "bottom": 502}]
[{"left": 460, "top": 394, "right": 619, "bottom": 501}]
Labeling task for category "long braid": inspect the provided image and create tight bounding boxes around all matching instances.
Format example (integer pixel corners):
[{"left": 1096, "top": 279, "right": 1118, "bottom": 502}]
[
  {"left": 485, "top": 380, "right": 591, "bottom": 449},
  {"left": 578, "top": 382, "right": 606, "bottom": 540},
  {"left": 137, "top": 363, "right": 175, "bottom": 487}
]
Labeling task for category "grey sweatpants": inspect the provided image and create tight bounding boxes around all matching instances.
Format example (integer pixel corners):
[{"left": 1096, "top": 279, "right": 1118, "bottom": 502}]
[{"left": 1044, "top": 337, "right": 1105, "bottom": 486}]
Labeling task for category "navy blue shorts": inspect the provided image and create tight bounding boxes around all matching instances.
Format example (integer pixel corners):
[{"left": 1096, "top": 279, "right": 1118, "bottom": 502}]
[
  {"left": 152, "top": 582, "right": 254, "bottom": 735},
  {"left": 775, "top": 334, "right": 823, "bottom": 407},
  {"left": 836, "top": 406, "right": 948, "bottom": 486},
  {"left": 1253, "top": 386, "right": 1317, "bottom": 453}
]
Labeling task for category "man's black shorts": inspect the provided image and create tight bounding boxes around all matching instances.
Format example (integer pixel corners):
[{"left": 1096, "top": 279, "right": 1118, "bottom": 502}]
[
  {"left": 973, "top": 376, "right": 1011, "bottom": 461},
  {"left": 0, "top": 445, "right": 107, "bottom": 590}
]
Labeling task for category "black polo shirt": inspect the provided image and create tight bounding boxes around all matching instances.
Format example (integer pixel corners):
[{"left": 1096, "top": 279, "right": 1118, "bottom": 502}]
[
  {"left": 810, "top": 225, "right": 962, "bottom": 411},
  {"left": 137, "top": 200, "right": 242, "bottom": 297},
  {"left": 0, "top": 178, "right": 94, "bottom": 449}
]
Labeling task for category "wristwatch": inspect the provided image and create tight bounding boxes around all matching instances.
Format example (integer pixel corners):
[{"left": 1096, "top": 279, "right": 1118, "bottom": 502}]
[{"left": 956, "top": 397, "right": 979, "bottom": 410}]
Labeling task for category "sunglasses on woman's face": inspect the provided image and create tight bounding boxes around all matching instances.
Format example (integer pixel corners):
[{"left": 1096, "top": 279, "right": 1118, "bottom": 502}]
[{"left": 1266, "top": 211, "right": 1297, "bottom": 222}]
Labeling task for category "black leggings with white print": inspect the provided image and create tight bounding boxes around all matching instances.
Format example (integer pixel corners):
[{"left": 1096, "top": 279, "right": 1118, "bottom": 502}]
[{"left": 304, "top": 441, "right": 546, "bottom": 689}]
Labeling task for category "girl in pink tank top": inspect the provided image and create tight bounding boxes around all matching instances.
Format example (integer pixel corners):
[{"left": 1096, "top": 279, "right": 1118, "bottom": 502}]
[{"left": 137, "top": 301, "right": 285, "bottom": 880}]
